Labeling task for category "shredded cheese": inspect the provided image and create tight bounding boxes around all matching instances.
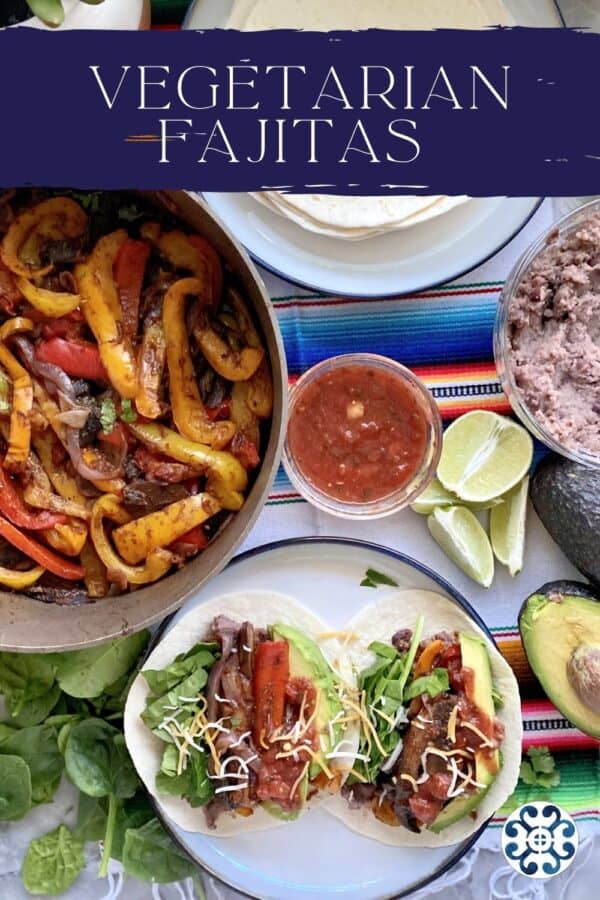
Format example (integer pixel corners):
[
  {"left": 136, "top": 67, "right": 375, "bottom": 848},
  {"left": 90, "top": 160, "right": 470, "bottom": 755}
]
[
  {"left": 399, "top": 773, "right": 418, "bottom": 792},
  {"left": 447, "top": 705, "right": 459, "bottom": 744},
  {"left": 461, "top": 721, "right": 495, "bottom": 748},
  {"left": 214, "top": 783, "right": 249, "bottom": 794},
  {"left": 276, "top": 745, "right": 333, "bottom": 779},
  {"left": 289, "top": 762, "right": 310, "bottom": 801}
]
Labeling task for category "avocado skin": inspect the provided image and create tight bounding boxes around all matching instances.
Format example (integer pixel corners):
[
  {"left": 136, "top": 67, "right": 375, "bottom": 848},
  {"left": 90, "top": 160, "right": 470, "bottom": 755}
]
[
  {"left": 518, "top": 580, "right": 600, "bottom": 738},
  {"left": 531, "top": 454, "right": 600, "bottom": 586}
]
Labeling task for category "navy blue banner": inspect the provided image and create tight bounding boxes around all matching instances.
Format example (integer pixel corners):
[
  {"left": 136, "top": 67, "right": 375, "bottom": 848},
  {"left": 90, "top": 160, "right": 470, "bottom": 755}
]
[{"left": 1, "top": 27, "right": 598, "bottom": 195}]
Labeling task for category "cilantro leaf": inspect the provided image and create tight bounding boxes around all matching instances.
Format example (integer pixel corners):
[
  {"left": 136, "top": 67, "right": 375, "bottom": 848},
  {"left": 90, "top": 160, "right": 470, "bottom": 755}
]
[
  {"left": 120, "top": 400, "right": 136, "bottom": 424},
  {"left": 99, "top": 398, "right": 117, "bottom": 435},
  {"left": 360, "top": 569, "right": 399, "bottom": 589},
  {"left": 519, "top": 747, "right": 560, "bottom": 789}
]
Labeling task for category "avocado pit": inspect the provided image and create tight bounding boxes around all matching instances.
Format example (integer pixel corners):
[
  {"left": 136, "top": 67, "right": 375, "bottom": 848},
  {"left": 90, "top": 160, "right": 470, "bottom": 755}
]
[{"left": 567, "top": 644, "right": 600, "bottom": 715}]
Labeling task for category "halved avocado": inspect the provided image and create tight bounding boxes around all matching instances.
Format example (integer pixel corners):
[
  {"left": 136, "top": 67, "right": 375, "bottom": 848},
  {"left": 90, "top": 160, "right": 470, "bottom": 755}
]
[
  {"left": 519, "top": 581, "right": 600, "bottom": 739},
  {"left": 531, "top": 455, "right": 600, "bottom": 586},
  {"left": 429, "top": 633, "right": 500, "bottom": 832}
]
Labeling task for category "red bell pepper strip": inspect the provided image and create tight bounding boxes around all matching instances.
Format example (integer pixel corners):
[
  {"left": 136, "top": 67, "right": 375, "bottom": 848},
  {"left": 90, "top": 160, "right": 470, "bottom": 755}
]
[
  {"left": 0, "top": 467, "right": 66, "bottom": 530},
  {"left": 41, "top": 309, "right": 86, "bottom": 341},
  {"left": 98, "top": 420, "right": 129, "bottom": 449},
  {"left": 113, "top": 238, "right": 150, "bottom": 340},
  {"left": 252, "top": 640, "right": 289, "bottom": 745},
  {"left": 0, "top": 514, "right": 85, "bottom": 580},
  {"left": 174, "top": 526, "right": 208, "bottom": 549},
  {"left": 35, "top": 337, "right": 109, "bottom": 381}
]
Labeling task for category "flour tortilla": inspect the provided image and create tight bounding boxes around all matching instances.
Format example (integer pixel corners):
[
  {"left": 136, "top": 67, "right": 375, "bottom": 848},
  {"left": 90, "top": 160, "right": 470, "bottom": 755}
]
[
  {"left": 253, "top": 192, "right": 470, "bottom": 240},
  {"left": 227, "top": 0, "right": 512, "bottom": 29},
  {"left": 325, "top": 589, "right": 522, "bottom": 848},
  {"left": 124, "top": 590, "right": 358, "bottom": 837},
  {"left": 228, "top": 0, "right": 509, "bottom": 239}
]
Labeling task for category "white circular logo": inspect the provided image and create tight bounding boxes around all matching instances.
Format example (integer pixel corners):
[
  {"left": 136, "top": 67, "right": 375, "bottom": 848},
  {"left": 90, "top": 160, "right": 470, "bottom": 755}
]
[{"left": 501, "top": 802, "right": 579, "bottom": 879}]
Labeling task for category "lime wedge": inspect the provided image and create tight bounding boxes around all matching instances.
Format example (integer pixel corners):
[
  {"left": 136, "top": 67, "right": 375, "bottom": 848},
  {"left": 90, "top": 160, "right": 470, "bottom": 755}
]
[
  {"left": 437, "top": 411, "right": 533, "bottom": 503},
  {"left": 412, "top": 478, "right": 505, "bottom": 515},
  {"left": 427, "top": 506, "right": 494, "bottom": 588},
  {"left": 411, "top": 478, "right": 456, "bottom": 515},
  {"left": 490, "top": 476, "right": 529, "bottom": 576}
]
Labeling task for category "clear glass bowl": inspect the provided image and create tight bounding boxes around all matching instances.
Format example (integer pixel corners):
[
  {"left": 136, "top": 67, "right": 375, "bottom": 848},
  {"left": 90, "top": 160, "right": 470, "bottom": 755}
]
[
  {"left": 494, "top": 197, "right": 600, "bottom": 469},
  {"left": 282, "top": 354, "right": 442, "bottom": 519}
]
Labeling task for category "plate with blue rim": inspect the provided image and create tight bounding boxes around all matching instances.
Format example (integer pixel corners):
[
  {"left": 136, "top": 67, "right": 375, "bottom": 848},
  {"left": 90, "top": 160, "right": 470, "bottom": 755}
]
[{"left": 146, "top": 537, "right": 495, "bottom": 900}]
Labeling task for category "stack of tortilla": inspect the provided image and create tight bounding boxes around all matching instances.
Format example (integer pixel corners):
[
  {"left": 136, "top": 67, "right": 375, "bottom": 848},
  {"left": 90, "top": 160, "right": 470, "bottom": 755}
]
[{"left": 227, "top": 0, "right": 511, "bottom": 241}]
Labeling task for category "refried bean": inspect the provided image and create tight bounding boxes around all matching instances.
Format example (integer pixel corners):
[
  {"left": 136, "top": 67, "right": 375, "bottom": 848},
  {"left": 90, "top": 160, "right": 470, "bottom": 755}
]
[{"left": 507, "top": 214, "right": 600, "bottom": 456}]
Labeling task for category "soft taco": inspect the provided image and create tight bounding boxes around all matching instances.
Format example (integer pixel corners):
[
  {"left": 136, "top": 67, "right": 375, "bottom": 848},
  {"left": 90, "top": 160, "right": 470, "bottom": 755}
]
[
  {"left": 327, "top": 589, "right": 521, "bottom": 847},
  {"left": 124, "top": 591, "right": 358, "bottom": 835}
]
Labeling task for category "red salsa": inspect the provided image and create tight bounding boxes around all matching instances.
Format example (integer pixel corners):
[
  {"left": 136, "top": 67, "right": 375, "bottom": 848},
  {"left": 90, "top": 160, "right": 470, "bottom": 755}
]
[{"left": 287, "top": 364, "right": 430, "bottom": 503}]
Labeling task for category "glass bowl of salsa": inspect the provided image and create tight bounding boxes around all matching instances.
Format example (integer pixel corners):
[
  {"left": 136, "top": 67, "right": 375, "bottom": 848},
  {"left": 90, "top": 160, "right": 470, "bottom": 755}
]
[{"left": 283, "top": 354, "right": 442, "bottom": 518}]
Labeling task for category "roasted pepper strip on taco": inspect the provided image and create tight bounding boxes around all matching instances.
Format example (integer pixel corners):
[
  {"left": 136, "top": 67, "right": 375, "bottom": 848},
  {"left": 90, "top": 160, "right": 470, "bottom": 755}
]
[
  {"left": 138, "top": 612, "right": 352, "bottom": 829},
  {"left": 343, "top": 614, "right": 507, "bottom": 834}
]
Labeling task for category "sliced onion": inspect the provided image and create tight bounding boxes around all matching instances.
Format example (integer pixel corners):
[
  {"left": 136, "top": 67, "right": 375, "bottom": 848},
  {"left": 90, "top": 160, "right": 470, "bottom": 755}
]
[
  {"left": 64, "top": 427, "right": 125, "bottom": 482},
  {"left": 54, "top": 408, "right": 90, "bottom": 429},
  {"left": 13, "top": 336, "right": 76, "bottom": 400}
]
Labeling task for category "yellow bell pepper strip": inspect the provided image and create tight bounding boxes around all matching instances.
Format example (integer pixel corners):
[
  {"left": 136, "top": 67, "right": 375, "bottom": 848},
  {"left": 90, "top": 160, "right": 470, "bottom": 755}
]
[
  {"left": 0, "top": 368, "right": 10, "bottom": 415},
  {"left": 112, "top": 493, "right": 221, "bottom": 565},
  {"left": 136, "top": 318, "right": 166, "bottom": 420},
  {"left": 227, "top": 289, "right": 272, "bottom": 414},
  {"left": 0, "top": 197, "right": 87, "bottom": 279},
  {"left": 32, "top": 431, "right": 90, "bottom": 509},
  {"left": 15, "top": 276, "right": 80, "bottom": 318},
  {"left": 155, "top": 229, "right": 223, "bottom": 304},
  {"left": 74, "top": 230, "right": 137, "bottom": 399},
  {"left": 0, "top": 317, "right": 34, "bottom": 471},
  {"left": 90, "top": 494, "right": 175, "bottom": 587},
  {"left": 231, "top": 381, "right": 260, "bottom": 449},
  {"left": 0, "top": 564, "right": 44, "bottom": 590},
  {"left": 163, "top": 277, "right": 235, "bottom": 449},
  {"left": 0, "top": 514, "right": 85, "bottom": 581},
  {"left": 127, "top": 422, "right": 247, "bottom": 511},
  {"left": 193, "top": 324, "right": 264, "bottom": 383},
  {"left": 80, "top": 538, "right": 108, "bottom": 599},
  {"left": 43, "top": 518, "right": 88, "bottom": 557}
]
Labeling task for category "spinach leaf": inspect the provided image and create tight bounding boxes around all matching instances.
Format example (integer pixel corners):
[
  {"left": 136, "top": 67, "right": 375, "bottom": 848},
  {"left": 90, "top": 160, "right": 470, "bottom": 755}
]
[
  {"left": 352, "top": 616, "right": 424, "bottom": 783},
  {"left": 52, "top": 632, "right": 149, "bottom": 699},
  {"left": 141, "top": 663, "right": 211, "bottom": 737},
  {"left": 143, "top": 643, "right": 218, "bottom": 696},
  {"left": 122, "top": 818, "right": 195, "bottom": 883},
  {"left": 65, "top": 718, "right": 140, "bottom": 878},
  {"left": 9, "top": 683, "right": 62, "bottom": 728},
  {"left": 0, "top": 653, "right": 57, "bottom": 717},
  {"left": 0, "top": 755, "right": 31, "bottom": 821},
  {"left": 403, "top": 667, "right": 450, "bottom": 701},
  {"left": 75, "top": 793, "right": 107, "bottom": 843},
  {"left": 21, "top": 825, "right": 84, "bottom": 896},
  {"left": 155, "top": 744, "right": 214, "bottom": 807},
  {"left": 0, "top": 724, "right": 63, "bottom": 805},
  {"left": 110, "top": 792, "right": 155, "bottom": 862},
  {"left": 64, "top": 718, "right": 138, "bottom": 799},
  {"left": 0, "top": 723, "right": 18, "bottom": 741}
]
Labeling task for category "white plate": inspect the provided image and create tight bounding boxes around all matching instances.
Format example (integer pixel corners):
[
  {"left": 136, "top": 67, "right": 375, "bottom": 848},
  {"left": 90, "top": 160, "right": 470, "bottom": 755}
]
[
  {"left": 184, "top": 1, "right": 542, "bottom": 297},
  {"left": 149, "top": 538, "right": 492, "bottom": 900},
  {"left": 202, "top": 194, "right": 542, "bottom": 296}
]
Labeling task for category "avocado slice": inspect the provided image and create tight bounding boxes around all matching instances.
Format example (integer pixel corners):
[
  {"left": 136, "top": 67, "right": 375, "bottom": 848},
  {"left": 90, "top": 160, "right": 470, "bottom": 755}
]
[
  {"left": 519, "top": 581, "right": 600, "bottom": 739},
  {"left": 531, "top": 455, "right": 600, "bottom": 586},
  {"left": 271, "top": 624, "right": 344, "bottom": 778},
  {"left": 429, "top": 633, "right": 500, "bottom": 833}
]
